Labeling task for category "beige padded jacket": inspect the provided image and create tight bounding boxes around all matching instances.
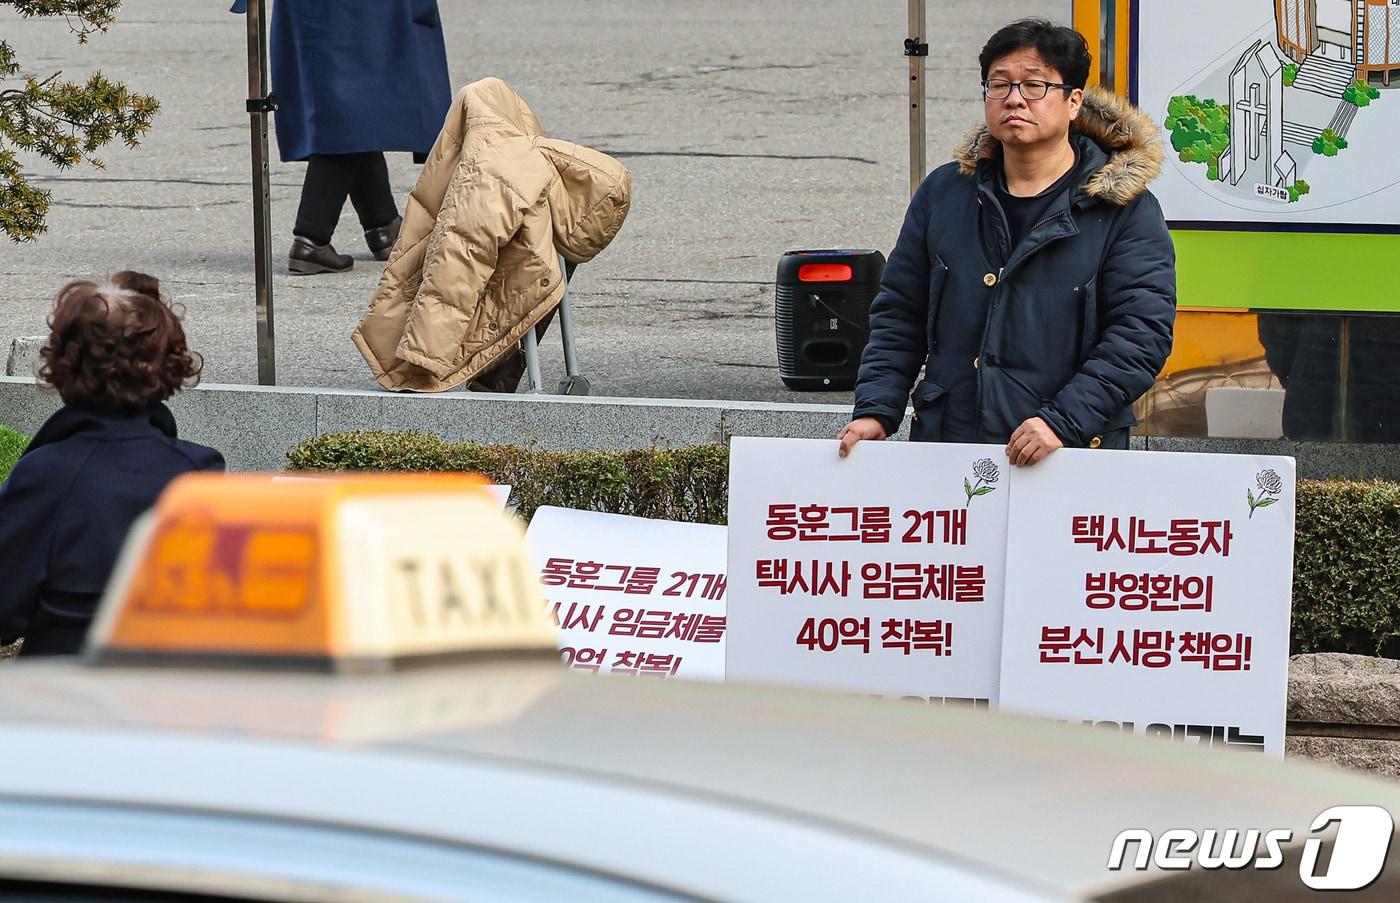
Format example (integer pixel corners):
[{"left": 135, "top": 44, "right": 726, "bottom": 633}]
[{"left": 352, "top": 78, "right": 631, "bottom": 392}]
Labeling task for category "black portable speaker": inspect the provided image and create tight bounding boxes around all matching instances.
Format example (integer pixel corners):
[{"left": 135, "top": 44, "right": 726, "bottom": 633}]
[{"left": 774, "top": 249, "right": 886, "bottom": 390}]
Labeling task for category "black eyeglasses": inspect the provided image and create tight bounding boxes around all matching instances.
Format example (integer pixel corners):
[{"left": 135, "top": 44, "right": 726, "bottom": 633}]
[{"left": 982, "top": 79, "right": 1075, "bottom": 101}]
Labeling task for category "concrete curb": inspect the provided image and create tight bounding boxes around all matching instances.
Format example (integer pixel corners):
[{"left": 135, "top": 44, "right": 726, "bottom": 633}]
[
  {"left": 4, "top": 337, "right": 43, "bottom": 380},
  {"left": 0, "top": 376, "right": 903, "bottom": 471},
  {"left": 5, "top": 376, "right": 1400, "bottom": 477},
  {"left": 1287, "top": 654, "right": 1400, "bottom": 779}
]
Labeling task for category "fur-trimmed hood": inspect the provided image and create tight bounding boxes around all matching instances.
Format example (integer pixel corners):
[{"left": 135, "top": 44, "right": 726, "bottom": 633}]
[{"left": 952, "top": 87, "right": 1163, "bottom": 205}]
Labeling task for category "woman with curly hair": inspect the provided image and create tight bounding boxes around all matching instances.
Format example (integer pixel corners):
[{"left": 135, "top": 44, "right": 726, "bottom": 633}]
[{"left": 0, "top": 275, "right": 224, "bottom": 656}]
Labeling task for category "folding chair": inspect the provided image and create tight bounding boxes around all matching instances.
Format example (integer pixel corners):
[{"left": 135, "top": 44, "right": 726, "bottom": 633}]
[{"left": 520, "top": 253, "right": 590, "bottom": 395}]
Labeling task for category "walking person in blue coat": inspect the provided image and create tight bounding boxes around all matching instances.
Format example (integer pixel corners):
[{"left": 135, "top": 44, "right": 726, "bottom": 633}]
[
  {"left": 233, "top": 0, "right": 453, "bottom": 274},
  {"left": 0, "top": 276, "right": 225, "bottom": 656},
  {"left": 838, "top": 18, "right": 1176, "bottom": 466}
]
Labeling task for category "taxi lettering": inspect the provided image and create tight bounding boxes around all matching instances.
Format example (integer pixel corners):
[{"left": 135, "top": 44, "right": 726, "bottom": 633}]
[{"left": 395, "top": 552, "right": 537, "bottom": 634}]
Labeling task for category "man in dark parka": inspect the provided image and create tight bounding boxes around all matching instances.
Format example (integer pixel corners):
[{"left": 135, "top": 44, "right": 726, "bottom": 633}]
[{"left": 839, "top": 19, "right": 1176, "bottom": 466}]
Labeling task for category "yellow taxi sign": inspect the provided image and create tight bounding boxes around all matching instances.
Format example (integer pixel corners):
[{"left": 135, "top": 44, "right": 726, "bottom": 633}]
[{"left": 86, "top": 473, "right": 559, "bottom": 672}]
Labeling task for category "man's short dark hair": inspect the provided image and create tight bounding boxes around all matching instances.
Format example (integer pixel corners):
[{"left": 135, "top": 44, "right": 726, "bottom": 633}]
[{"left": 979, "top": 18, "right": 1092, "bottom": 90}]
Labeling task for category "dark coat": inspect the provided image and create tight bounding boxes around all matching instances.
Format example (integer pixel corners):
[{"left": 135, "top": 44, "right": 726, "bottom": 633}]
[
  {"left": 0, "top": 404, "right": 224, "bottom": 656},
  {"left": 234, "top": 0, "right": 453, "bottom": 162},
  {"left": 1257, "top": 312, "right": 1400, "bottom": 442},
  {"left": 853, "top": 88, "right": 1177, "bottom": 449}
]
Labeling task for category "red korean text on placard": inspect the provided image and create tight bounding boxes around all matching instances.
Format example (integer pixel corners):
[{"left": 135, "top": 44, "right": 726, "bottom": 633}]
[
  {"left": 609, "top": 608, "right": 726, "bottom": 643},
  {"left": 795, "top": 617, "right": 953, "bottom": 656},
  {"left": 860, "top": 562, "right": 985, "bottom": 602},
  {"left": 660, "top": 571, "right": 727, "bottom": 601},
  {"left": 560, "top": 646, "right": 683, "bottom": 677},
  {"left": 1038, "top": 626, "right": 1253, "bottom": 671},
  {"left": 1083, "top": 572, "right": 1213, "bottom": 612},
  {"left": 765, "top": 504, "right": 893, "bottom": 543},
  {"left": 764, "top": 505, "right": 970, "bottom": 546},
  {"left": 795, "top": 616, "right": 871, "bottom": 652},
  {"left": 550, "top": 601, "right": 605, "bottom": 632},
  {"left": 755, "top": 559, "right": 851, "bottom": 596},
  {"left": 540, "top": 558, "right": 663, "bottom": 594},
  {"left": 899, "top": 508, "right": 967, "bottom": 545},
  {"left": 1070, "top": 516, "right": 1232, "bottom": 557}
]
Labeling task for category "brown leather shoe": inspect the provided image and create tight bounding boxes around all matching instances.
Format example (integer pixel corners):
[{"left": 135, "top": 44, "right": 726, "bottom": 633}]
[
  {"left": 288, "top": 236, "right": 353, "bottom": 275},
  {"left": 364, "top": 215, "right": 402, "bottom": 261}
]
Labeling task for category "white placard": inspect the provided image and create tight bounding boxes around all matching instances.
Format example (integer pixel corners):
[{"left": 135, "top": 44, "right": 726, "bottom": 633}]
[
  {"left": 727, "top": 437, "right": 1009, "bottom": 703},
  {"left": 524, "top": 507, "right": 726, "bottom": 681},
  {"left": 997, "top": 449, "right": 1296, "bottom": 755}
]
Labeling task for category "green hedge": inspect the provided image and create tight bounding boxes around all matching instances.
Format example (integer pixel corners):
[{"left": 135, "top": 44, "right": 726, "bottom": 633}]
[
  {"left": 290, "top": 432, "right": 1400, "bottom": 659},
  {"left": 0, "top": 426, "right": 28, "bottom": 483},
  {"left": 288, "top": 431, "right": 729, "bottom": 526},
  {"left": 1293, "top": 480, "right": 1400, "bottom": 659}
]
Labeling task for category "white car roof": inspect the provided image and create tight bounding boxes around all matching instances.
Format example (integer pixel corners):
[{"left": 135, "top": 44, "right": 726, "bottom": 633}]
[{"left": 1, "top": 659, "right": 1397, "bottom": 901}]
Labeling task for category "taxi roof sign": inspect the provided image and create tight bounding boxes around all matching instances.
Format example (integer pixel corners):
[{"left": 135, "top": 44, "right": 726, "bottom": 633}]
[{"left": 86, "top": 473, "right": 560, "bottom": 672}]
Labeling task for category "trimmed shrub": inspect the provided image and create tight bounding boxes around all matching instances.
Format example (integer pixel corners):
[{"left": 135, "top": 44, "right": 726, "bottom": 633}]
[
  {"left": 0, "top": 425, "right": 28, "bottom": 483},
  {"left": 1293, "top": 480, "right": 1400, "bottom": 659},
  {"left": 288, "top": 431, "right": 729, "bottom": 526},
  {"left": 289, "top": 432, "right": 1400, "bottom": 659}
]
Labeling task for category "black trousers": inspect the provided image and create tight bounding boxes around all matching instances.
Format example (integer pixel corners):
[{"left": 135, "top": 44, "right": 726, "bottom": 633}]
[{"left": 293, "top": 152, "right": 398, "bottom": 246}]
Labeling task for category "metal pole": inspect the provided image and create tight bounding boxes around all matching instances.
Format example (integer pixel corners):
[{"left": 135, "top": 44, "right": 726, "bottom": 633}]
[
  {"left": 1337, "top": 316, "right": 1352, "bottom": 441},
  {"left": 246, "top": 0, "right": 277, "bottom": 385},
  {"left": 521, "top": 328, "right": 544, "bottom": 393},
  {"left": 557, "top": 256, "right": 581, "bottom": 377},
  {"left": 906, "top": 0, "right": 927, "bottom": 197},
  {"left": 558, "top": 297, "right": 581, "bottom": 377}
]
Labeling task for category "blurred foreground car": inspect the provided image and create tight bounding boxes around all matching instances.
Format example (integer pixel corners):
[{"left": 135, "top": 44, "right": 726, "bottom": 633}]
[{"left": 0, "top": 474, "right": 1396, "bottom": 902}]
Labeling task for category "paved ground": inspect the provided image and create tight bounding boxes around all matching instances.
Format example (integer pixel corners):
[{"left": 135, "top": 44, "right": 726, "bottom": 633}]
[{"left": 3, "top": 0, "right": 1063, "bottom": 403}]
